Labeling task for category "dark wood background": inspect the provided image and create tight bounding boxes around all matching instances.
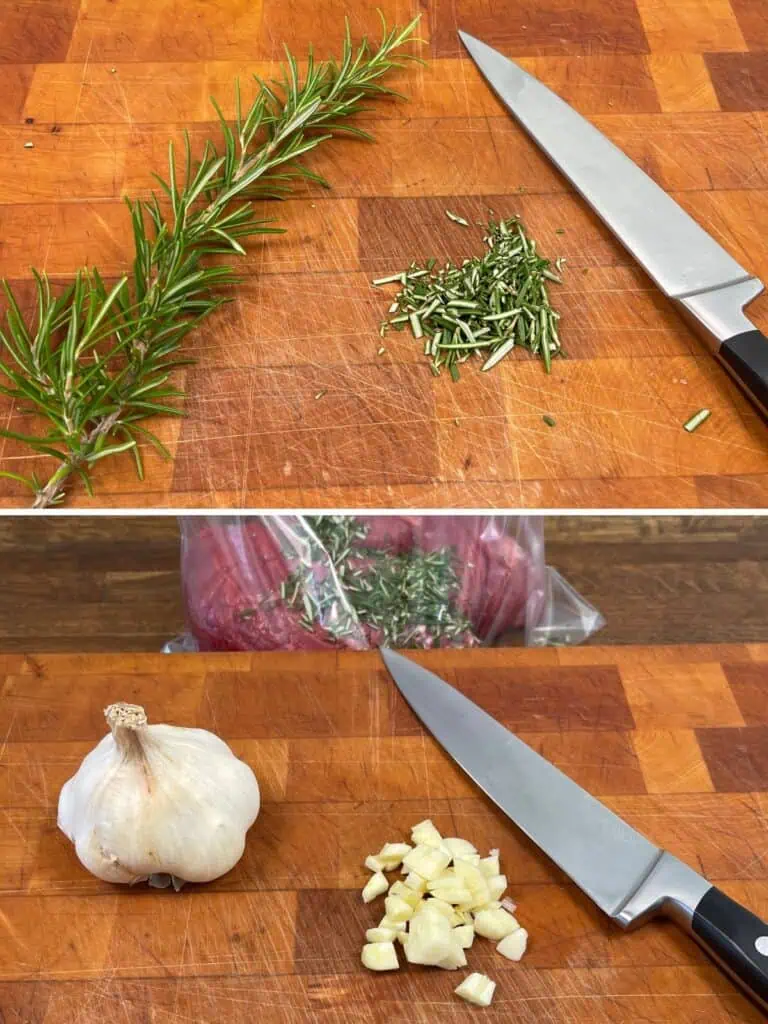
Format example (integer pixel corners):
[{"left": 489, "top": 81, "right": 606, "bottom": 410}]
[{"left": 0, "top": 516, "right": 765, "bottom": 651}]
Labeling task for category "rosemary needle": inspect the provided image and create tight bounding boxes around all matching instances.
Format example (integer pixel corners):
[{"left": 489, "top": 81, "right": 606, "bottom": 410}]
[
  {"left": 683, "top": 408, "right": 711, "bottom": 433},
  {"left": 542, "top": 414, "right": 556, "bottom": 427}
]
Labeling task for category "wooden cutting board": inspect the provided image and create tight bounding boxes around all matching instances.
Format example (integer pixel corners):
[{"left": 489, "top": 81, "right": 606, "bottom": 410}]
[
  {"left": 1, "top": 2, "right": 768, "bottom": 509},
  {"left": 2, "top": 644, "right": 768, "bottom": 1022}
]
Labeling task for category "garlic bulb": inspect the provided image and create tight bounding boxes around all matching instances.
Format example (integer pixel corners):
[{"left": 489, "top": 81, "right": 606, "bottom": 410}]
[{"left": 58, "top": 702, "right": 260, "bottom": 887}]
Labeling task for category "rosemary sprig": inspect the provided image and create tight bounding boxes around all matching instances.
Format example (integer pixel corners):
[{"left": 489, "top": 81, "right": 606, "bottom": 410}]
[
  {"left": 0, "top": 15, "right": 422, "bottom": 508},
  {"left": 373, "top": 215, "right": 564, "bottom": 380}
]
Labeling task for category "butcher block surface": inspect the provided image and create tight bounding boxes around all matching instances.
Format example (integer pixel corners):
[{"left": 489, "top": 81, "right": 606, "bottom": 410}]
[
  {"left": 1, "top": 1, "right": 768, "bottom": 508},
  {"left": 2, "top": 645, "right": 768, "bottom": 1022}
]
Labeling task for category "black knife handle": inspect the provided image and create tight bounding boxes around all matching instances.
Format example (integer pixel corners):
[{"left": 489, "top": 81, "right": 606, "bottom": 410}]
[
  {"left": 691, "top": 886, "right": 768, "bottom": 1009},
  {"left": 719, "top": 329, "right": 768, "bottom": 419}
]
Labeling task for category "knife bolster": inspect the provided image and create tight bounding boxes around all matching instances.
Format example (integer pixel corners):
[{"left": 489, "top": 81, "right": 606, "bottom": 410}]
[
  {"left": 613, "top": 851, "right": 711, "bottom": 930},
  {"left": 675, "top": 277, "right": 764, "bottom": 353}
]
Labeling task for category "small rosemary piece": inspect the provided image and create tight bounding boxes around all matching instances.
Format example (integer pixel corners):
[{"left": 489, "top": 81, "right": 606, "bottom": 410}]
[
  {"left": 683, "top": 408, "right": 711, "bottom": 433},
  {"left": 372, "top": 215, "right": 564, "bottom": 380},
  {"left": 0, "top": 15, "right": 422, "bottom": 507},
  {"left": 542, "top": 414, "right": 556, "bottom": 427},
  {"left": 282, "top": 515, "right": 475, "bottom": 647}
]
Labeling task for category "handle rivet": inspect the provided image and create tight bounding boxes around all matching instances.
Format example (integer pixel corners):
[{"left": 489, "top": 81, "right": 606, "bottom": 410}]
[{"left": 754, "top": 936, "right": 768, "bottom": 956}]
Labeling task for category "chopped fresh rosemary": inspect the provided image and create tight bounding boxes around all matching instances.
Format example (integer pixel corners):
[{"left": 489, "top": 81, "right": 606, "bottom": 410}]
[
  {"left": 542, "top": 414, "right": 556, "bottom": 427},
  {"left": 683, "top": 408, "right": 711, "bottom": 433},
  {"left": 282, "top": 515, "right": 475, "bottom": 648},
  {"left": 372, "top": 216, "right": 564, "bottom": 379}
]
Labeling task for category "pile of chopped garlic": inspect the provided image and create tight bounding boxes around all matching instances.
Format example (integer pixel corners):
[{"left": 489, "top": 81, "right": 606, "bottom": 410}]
[{"left": 359, "top": 819, "right": 528, "bottom": 1006}]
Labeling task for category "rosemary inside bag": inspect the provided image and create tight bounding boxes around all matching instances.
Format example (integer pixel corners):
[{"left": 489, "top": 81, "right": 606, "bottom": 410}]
[{"left": 373, "top": 214, "right": 565, "bottom": 380}]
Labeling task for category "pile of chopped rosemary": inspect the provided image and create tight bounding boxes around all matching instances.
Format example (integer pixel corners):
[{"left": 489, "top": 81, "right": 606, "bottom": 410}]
[
  {"left": 373, "top": 213, "right": 565, "bottom": 380},
  {"left": 284, "top": 515, "right": 476, "bottom": 648}
]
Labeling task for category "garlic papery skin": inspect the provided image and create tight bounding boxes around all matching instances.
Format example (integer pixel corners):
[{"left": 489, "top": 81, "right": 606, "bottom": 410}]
[{"left": 57, "top": 702, "right": 260, "bottom": 887}]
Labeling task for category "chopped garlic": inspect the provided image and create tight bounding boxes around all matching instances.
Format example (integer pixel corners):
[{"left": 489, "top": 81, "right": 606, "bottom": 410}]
[
  {"left": 456, "top": 853, "right": 481, "bottom": 866},
  {"left": 378, "top": 842, "right": 412, "bottom": 869},
  {"left": 361, "top": 941, "right": 399, "bottom": 971},
  {"left": 479, "top": 850, "right": 500, "bottom": 878},
  {"left": 402, "top": 843, "right": 452, "bottom": 881},
  {"left": 443, "top": 837, "right": 477, "bottom": 859},
  {"left": 437, "top": 941, "right": 468, "bottom": 970},
  {"left": 365, "top": 854, "right": 385, "bottom": 873},
  {"left": 379, "top": 916, "right": 407, "bottom": 933},
  {"left": 404, "top": 911, "right": 454, "bottom": 965},
  {"left": 453, "top": 924, "right": 475, "bottom": 949},
  {"left": 455, "top": 972, "right": 496, "bottom": 1007},
  {"left": 473, "top": 907, "right": 519, "bottom": 941},
  {"left": 411, "top": 819, "right": 444, "bottom": 847},
  {"left": 362, "top": 871, "right": 389, "bottom": 903},
  {"left": 418, "top": 898, "right": 460, "bottom": 925},
  {"left": 487, "top": 874, "right": 508, "bottom": 901},
  {"left": 366, "top": 926, "right": 396, "bottom": 943},
  {"left": 453, "top": 858, "right": 488, "bottom": 897},
  {"left": 426, "top": 870, "right": 457, "bottom": 890},
  {"left": 384, "top": 894, "right": 414, "bottom": 922},
  {"left": 497, "top": 927, "right": 528, "bottom": 961},
  {"left": 429, "top": 886, "right": 473, "bottom": 906},
  {"left": 403, "top": 871, "right": 427, "bottom": 892},
  {"left": 389, "top": 880, "right": 422, "bottom": 909}
]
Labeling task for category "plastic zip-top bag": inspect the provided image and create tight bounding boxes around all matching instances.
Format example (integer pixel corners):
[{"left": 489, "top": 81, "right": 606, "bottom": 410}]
[{"left": 167, "top": 515, "right": 604, "bottom": 653}]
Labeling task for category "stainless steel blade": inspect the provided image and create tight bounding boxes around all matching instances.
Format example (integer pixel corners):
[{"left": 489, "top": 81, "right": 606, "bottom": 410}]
[
  {"left": 380, "top": 648, "right": 663, "bottom": 920},
  {"left": 459, "top": 31, "right": 754, "bottom": 301}
]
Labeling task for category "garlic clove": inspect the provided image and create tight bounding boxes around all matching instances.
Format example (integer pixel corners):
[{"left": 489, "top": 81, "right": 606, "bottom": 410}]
[
  {"left": 479, "top": 850, "right": 500, "bottom": 878},
  {"left": 497, "top": 927, "right": 528, "bottom": 961},
  {"left": 365, "top": 854, "right": 385, "bottom": 873},
  {"left": 454, "top": 972, "right": 496, "bottom": 1007},
  {"left": 362, "top": 871, "right": 389, "bottom": 903},
  {"left": 366, "top": 926, "right": 397, "bottom": 943},
  {"left": 402, "top": 843, "right": 452, "bottom": 881},
  {"left": 410, "top": 819, "right": 443, "bottom": 848},
  {"left": 361, "top": 941, "right": 400, "bottom": 971},
  {"left": 442, "top": 838, "right": 477, "bottom": 860},
  {"left": 57, "top": 702, "right": 260, "bottom": 887},
  {"left": 388, "top": 881, "right": 422, "bottom": 910},
  {"left": 384, "top": 893, "right": 415, "bottom": 922},
  {"left": 473, "top": 907, "right": 520, "bottom": 941},
  {"left": 379, "top": 916, "right": 407, "bottom": 933},
  {"left": 453, "top": 924, "right": 475, "bottom": 949},
  {"left": 377, "top": 842, "right": 412, "bottom": 869},
  {"left": 404, "top": 912, "right": 454, "bottom": 965},
  {"left": 428, "top": 887, "right": 474, "bottom": 906},
  {"left": 437, "top": 940, "right": 468, "bottom": 970},
  {"left": 403, "top": 871, "right": 427, "bottom": 892},
  {"left": 486, "top": 873, "right": 508, "bottom": 901}
]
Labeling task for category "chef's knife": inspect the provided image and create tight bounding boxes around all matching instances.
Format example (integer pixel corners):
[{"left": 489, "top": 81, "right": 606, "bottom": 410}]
[
  {"left": 380, "top": 647, "right": 768, "bottom": 1010},
  {"left": 459, "top": 31, "right": 768, "bottom": 420}
]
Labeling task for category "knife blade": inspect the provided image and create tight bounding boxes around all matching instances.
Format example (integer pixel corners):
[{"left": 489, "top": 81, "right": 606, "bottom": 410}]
[
  {"left": 380, "top": 647, "right": 768, "bottom": 1010},
  {"left": 459, "top": 31, "right": 768, "bottom": 420}
]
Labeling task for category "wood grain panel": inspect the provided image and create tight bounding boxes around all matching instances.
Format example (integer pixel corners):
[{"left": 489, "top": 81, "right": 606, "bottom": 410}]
[
  {"left": 1, "top": 646, "right": 767, "bottom": 1022},
  {"left": 3, "top": 2, "right": 768, "bottom": 507}
]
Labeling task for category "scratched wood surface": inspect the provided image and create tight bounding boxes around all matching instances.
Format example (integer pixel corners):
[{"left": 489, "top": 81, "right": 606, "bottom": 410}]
[
  {"left": 1, "top": 2, "right": 768, "bottom": 508},
  {"left": 2, "top": 646, "right": 768, "bottom": 1022}
]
